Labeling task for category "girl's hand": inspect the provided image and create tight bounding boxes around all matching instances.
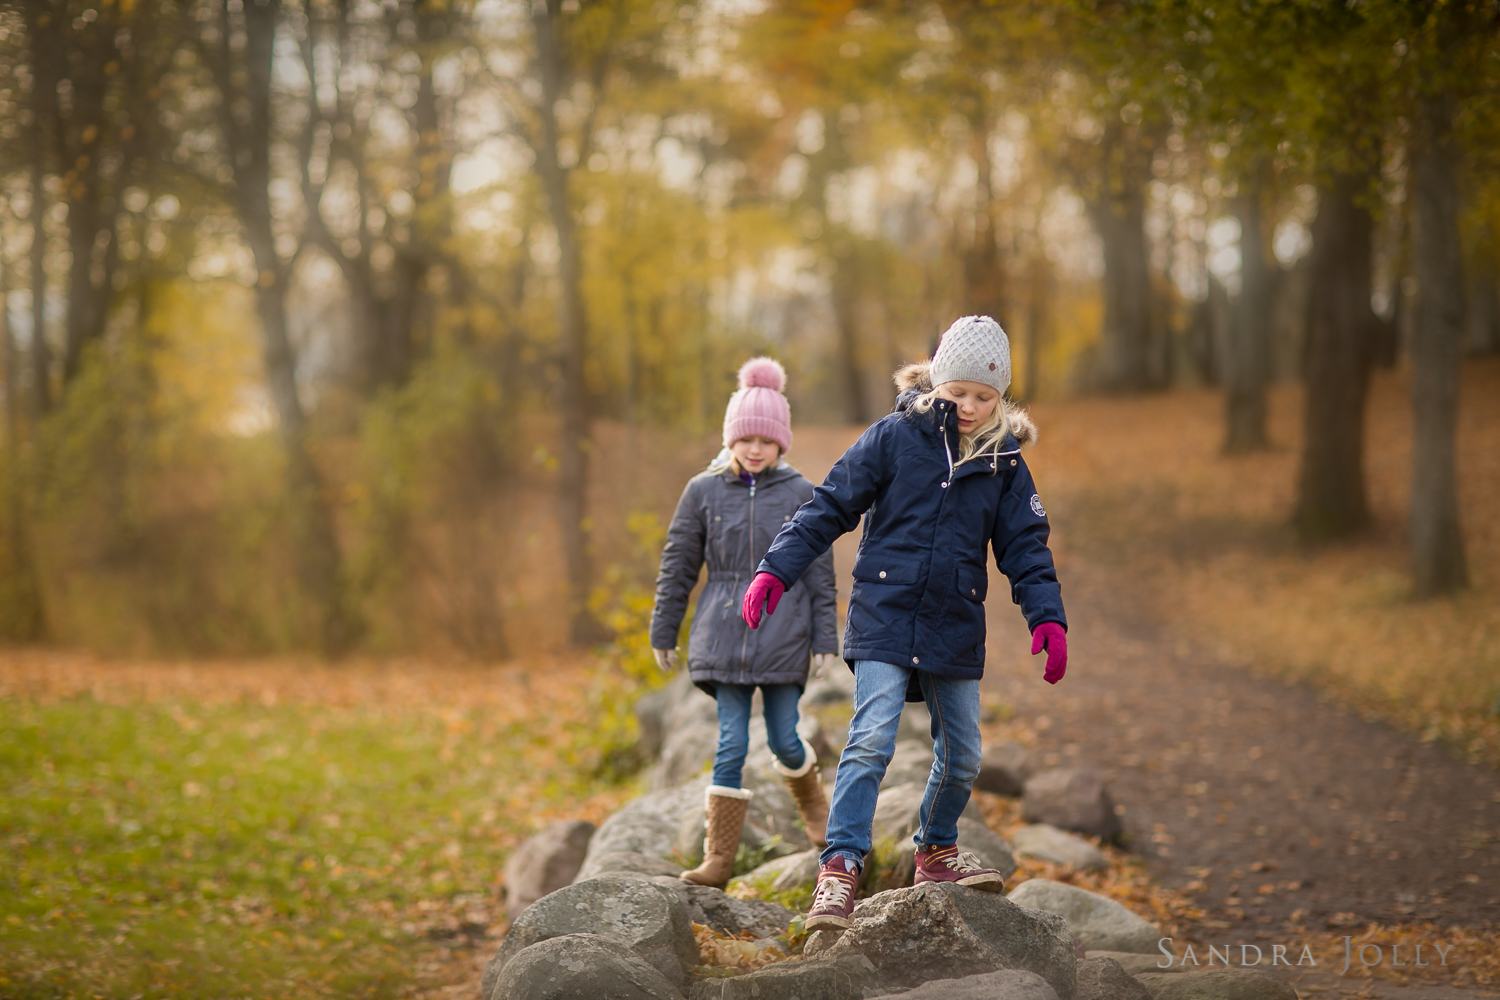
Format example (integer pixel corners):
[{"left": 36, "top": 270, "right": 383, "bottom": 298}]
[
  {"left": 812, "top": 653, "right": 839, "bottom": 678},
  {"left": 653, "top": 648, "right": 679, "bottom": 672},
  {"left": 741, "top": 572, "right": 786, "bottom": 629},
  {"left": 1031, "top": 623, "right": 1068, "bottom": 684}
]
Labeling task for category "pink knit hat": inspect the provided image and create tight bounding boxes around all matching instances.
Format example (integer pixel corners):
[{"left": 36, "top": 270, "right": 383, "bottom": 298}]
[{"left": 723, "top": 357, "right": 792, "bottom": 454}]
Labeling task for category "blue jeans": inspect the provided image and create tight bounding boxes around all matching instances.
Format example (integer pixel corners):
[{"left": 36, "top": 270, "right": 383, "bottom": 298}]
[
  {"left": 712, "top": 683, "right": 807, "bottom": 788},
  {"left": 820, "top": 660, "right": 982, "bottom": 868}
]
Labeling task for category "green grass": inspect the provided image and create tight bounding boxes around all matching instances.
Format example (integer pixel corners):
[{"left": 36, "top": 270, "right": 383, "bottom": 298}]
[{"left": 0, "top": 692, "right": 632, "bottom": 999}]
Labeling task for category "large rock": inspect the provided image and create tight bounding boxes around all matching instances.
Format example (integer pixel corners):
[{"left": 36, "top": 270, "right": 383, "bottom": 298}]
[
  {"left": 878, "top": 815, "right": 1018, "bottom": 891},
  {"left": 1075, "top": 957, "right": 1154, "bottom": 1000},
  {"left": 814, "top": 882, "right": 1077, "bottom": 996},
  {"left": 1005, "top": 880, "right": 1161, "bottom": 955},
  {"left": 503, "top": 819, "right": 596, "bottom": 919},
  {"left": 1022, "top": 768, "right": 1122, "bottom": 841},
  {"left": 888, "top": 969, "right": 1060, "bottom": 999},
  {"left": 1011, "top": 824, "right": 1109, "bottom": 872},
  {"left": 732, "top": 848, "right": 820, "bottom": 894},
  {"left": 686, "top": 954, "right": 879, "bottom": 1000},
  {"left": 486, "top": 876, "right": 698, "bottom": 989},
  {"left": 577, "top": 778, "right": 709, "bottom": 881},
  {"left": 1133, "top": 969, "right": 1298, "bottom": 1000},
  {"left": 871, "top": 782, "right": 987, "bottom": 844},
  {"left": 485, "top": 933, "right": 684, "bottom": 1000},
  {"left": 975, "top": 742, "right": 1035, "bottom": 797},
  {"left": 655, "top": 722, "right": 720, "bottom": 789},
  {"left": 883, "top": 740, "right": 939, "bottom": 788},
  {"left": 1085, "top": 952, "right": 1186, "bottom": 976},
  {"left": 584, "top": 851, "right": 685, "bottom": 880},
  {"left": 679, "top": 884, "right": 794, "bottom": 938},
  {"left": 802, "top": 667, "right": 856, "bottom": 707}
]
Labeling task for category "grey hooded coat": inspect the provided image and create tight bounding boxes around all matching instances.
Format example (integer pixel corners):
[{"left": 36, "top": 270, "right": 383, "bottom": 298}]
[{"left": 650, "top": 463, "right": 838, "bottom": 693}]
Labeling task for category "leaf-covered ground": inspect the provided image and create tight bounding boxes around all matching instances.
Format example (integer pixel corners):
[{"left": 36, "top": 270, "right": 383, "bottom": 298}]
[{"left": 0, "top": 654, "right": 639, "bottom": 999}]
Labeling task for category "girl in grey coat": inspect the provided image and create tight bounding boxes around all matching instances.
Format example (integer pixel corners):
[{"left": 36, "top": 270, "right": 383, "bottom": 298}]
[{"left": 650, "top": 358, "right": 839, "bottom": 886}]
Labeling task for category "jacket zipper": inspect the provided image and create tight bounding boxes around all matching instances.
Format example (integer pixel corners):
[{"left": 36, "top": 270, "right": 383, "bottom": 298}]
[{"left": 738, "top": 480, "right": 757, "bottom": 681}]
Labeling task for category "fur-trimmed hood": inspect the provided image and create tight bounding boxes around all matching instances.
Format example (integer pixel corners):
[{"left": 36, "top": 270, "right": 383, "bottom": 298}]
[{"left": 892, "top": 361, "right": 1037, "bottom": 446}]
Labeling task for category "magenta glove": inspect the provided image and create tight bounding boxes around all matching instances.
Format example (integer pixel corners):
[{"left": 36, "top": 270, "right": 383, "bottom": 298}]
[
  {"left": 1031, "top": 622, "right": 1068, "bottom": 684},
  {"left": 741, "top": 572, "right": 786, "bottom": 629}
]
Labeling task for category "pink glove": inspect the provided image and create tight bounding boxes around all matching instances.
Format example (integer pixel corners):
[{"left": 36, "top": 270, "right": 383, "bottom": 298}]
[
  {"left": 741, "top": 572, "right": 786, "bottom": 629},
  {"left": 1031, "top": 622, "right": 1068, "bottom": 684}
]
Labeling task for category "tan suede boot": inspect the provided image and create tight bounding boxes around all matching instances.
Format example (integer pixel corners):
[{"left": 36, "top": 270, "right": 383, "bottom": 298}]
[
  {"left": 680, "top": 786, "right": 752, "bottom": 886},
  {"left": 775, "top": 737, "right": 829, "bottom": 848}
]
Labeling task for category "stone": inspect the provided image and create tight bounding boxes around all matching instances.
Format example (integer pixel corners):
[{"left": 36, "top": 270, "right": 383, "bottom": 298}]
[
  {"left": 883, "top": 740, "right": 939, "bottom": 788},
  {"left": 887, "top": 969, "right": 1061, "bottom": 999},
  {"left": 577, "top": 777, "right": 709, "bottom": 882},
  {"left": 686, "top": 954, "right": 880, "bottom": 1000},
  {"left": 1133, "top": 968, "right": 1298, "bottom": 1000},
  {"left": 503, "top": 819, "right": 597, "bottom": 920},
  {"left": 679, "top": 884, "right": 794, "bottom": 938},
  {"left": 801, "top": 667, "right": 856, "bottom": 707},
  {"left": 484, "top": 932, "right": 684, "bottom": 1000},
  {"left": 875, "top": 814, "right": 1017, "bottom": 894},
  {"left": 871, "top": 782, "right": 986, "bottom": 845},
  {"left": 584, "top": 852, "right": 686, "bottom": 880},
  {"left": 1005, "top": 879, "right": 1161, "bottom": 955},
  {"left": 1022, "top": 768, "right": 1122, "bottom": 841},
  {"left": 635, "top": 680, "right": 681, "bottom": 763},
  {"left": 955, "top": 815, "right": 1018, "bottom": 879},
  {"left": 654, "top": 722, "right": 720, "bottom": 789},
  {"left": 1085, "top": 952, "right": 1185, "bottom": 976},
  {"left": 1010, "top": 824, "right": 1109, "bottom": 872},
  {"left": 975, "top": 742, "right": 1034, "bottom": 797},
  {"left": 815, "top": 881, "right": 1077, "bottom": 996},
  {"left": 488, "top": 875, "right": 699, "bottom": 988},
  {"left": 1075, "top": 957, "right": 1154, "bottom": 1000},
  {"left": 732, "top": 848, "right": 820, "bottom": 894},
  {"left": 673, "top": 787, "right": 803, "bottom": 868},
  {"left": 898, "top": 703, "right": 933, "bottom": 743}
]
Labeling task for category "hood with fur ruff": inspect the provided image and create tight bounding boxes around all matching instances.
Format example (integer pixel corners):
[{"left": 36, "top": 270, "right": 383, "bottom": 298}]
[{"left": 893, "top": 362, "right": 1037, "bottom": 446}]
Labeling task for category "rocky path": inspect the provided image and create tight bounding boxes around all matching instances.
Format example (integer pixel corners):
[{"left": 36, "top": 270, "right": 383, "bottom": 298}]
[{"left": 980, "top": 550, "right": 1500, "bottom": 932}]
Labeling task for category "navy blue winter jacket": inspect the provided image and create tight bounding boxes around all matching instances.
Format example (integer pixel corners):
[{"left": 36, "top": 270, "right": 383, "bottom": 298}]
[{"left": 757, "top": 368, "right": 1066, "bottom": 685}]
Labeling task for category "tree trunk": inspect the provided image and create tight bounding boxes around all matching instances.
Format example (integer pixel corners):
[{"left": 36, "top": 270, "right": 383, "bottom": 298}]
[
  {"left": 1019, "top": 253, "right": 1052, "bottom": 402},
  {"left": 1, "top": 230, "right": 46, "bottom": 641},
  {"left": 1225, "top": 186, "right": 1271, "bottom": 451},
  {"left": 1088, "top": 171, "right": 1155, "bottom": 393},
  {"left": 28, "top": 94, "right": 50, "bottom": 416},
  {"left": 964, "top": 117, "right": 1007, "bottom": 328},
  {"left": 830, "top": 255, "right": 871, "bottom": 424},
  {"left": 214, "top": 0, "right": 358, "bottom": 653},
  {"left": 1408, "top": 95, "right": 1468, "bottom": 596},
  {"left": 1294, "top": 175, "right": 1376, "bottom": 541},
  {"left": 532, "top": 0, "right": 604, "bottom": 645}
]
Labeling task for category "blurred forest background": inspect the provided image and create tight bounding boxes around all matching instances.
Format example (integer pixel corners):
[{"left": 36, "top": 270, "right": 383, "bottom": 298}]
[{"left": 0, "top": 0, "right": 1497, "bottom": 662}]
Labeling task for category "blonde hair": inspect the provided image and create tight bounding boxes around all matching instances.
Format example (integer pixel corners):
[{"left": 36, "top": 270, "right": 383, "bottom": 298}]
[{"left": 908, "top": 389, "right": 1012, "bottom": 472}]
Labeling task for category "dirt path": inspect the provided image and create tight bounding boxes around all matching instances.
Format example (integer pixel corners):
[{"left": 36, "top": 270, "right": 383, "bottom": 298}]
[{"left": 980, "top": 548, "right": 1500, "bottom": 930}]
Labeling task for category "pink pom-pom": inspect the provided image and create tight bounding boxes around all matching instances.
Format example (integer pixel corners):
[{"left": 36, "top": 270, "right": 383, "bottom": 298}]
[{"left": 738, "top": 357, "right": 786, "bottom": 392}]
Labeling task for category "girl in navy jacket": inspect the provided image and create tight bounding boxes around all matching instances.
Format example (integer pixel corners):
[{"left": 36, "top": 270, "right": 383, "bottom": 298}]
[{"left": 741, "top": 316, "right": 1068, "bottom": 931}]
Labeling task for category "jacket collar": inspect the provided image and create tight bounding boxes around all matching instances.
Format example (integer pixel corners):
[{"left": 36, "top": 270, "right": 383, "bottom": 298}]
[
  {"left": 895, "top": 393, "right": 1020, "bottom": 477},
  {"left": 719, "top": 463, "right": 799, "bottom": 487}
]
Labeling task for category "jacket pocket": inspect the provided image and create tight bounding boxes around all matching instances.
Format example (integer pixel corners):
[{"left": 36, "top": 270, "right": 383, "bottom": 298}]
[
  {"left": 956, "top": 563, "right": 988, "bottom": 603},
  {"left": 851, "top": 561, "right": 920, "bottom": 586}
]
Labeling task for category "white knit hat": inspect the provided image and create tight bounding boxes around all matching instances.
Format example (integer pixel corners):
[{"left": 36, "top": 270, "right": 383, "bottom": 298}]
[{"left": 929, "top": 316, "right": 1011, "bottom": 394}]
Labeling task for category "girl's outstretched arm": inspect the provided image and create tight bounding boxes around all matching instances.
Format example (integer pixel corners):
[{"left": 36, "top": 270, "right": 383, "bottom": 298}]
[
  {"left": 650, "top": 479, "right": 708, "bottom": 652},
  {"left": 758, "top": 421, "right": 891, "bottom": 587}
]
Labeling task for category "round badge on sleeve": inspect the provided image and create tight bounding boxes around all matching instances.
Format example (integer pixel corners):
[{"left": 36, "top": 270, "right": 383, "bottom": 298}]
[{"left": 1029, "top": 494, "right": 1046, "bottom": 517}]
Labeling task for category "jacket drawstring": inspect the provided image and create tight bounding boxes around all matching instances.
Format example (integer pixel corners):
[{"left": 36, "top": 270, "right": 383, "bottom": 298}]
[{"left": 941, "top": 411, "right": 955, "bottom": 486}]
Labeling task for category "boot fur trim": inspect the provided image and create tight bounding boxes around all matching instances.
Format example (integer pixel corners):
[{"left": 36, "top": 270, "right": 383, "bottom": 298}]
[
  {"left": 706, "top": 785, "right": 753, "bottom": 801},
  {"left": 770, "top": 738, "right": 819, "bottom": 779}
]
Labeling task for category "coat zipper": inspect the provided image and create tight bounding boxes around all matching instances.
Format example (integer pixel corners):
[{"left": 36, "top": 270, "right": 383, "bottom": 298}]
[{"left": 738, "top": 480, "right": 757, "bottom": 680}]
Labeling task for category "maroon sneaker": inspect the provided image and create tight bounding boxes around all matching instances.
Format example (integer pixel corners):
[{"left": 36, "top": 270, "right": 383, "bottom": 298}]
[
  {"left": 805, "top": 856, "right": 861, "bottom": 931},
  {"left": 913, "top": 844, "right": 1006, "bottom": 892}
]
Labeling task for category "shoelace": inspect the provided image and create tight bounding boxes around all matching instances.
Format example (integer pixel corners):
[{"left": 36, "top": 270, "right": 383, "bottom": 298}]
[
  {"left": 928, "top": 847, "right": 989, "bottom": 873},
  {"left": 812, "top": 873, "right": 855, "bottom": 911}
]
